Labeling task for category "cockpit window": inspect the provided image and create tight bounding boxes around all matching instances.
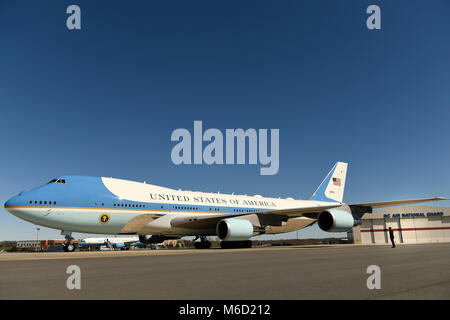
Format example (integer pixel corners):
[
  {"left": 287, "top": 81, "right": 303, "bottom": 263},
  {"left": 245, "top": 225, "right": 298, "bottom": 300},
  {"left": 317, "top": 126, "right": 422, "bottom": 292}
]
[{"left": 47, "top": 179, "right": 66, "bottom": 184}]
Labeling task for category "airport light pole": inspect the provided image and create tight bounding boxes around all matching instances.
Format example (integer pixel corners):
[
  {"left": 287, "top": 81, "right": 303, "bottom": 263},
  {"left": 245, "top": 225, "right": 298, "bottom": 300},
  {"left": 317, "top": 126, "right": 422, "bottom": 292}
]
[{"left": 36, "top": 227, "right": 40, "bottom": 251}]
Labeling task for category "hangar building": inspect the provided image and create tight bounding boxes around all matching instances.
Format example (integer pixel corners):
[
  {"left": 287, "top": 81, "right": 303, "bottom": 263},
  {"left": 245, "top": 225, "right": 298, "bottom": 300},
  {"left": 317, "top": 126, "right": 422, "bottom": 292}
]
[{"left": 350, "top": 206, "right": 450, "bottom": 244}]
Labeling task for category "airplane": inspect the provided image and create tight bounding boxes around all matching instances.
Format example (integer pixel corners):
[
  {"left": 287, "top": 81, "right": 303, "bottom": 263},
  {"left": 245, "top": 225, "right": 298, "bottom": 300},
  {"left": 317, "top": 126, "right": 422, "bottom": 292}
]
[
  {"left": 78, "top": 236, "right": 142, "bottom": 251},
  {"left": 3, "top": 162, "right": 447, "bottom": 251}
]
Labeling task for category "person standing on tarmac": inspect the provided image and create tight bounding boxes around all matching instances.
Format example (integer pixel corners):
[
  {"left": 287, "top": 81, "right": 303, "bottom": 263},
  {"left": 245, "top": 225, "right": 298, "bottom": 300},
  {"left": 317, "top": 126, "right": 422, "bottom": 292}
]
[{"left": 389, "top": 227, "right": 395, "bottom": 248}]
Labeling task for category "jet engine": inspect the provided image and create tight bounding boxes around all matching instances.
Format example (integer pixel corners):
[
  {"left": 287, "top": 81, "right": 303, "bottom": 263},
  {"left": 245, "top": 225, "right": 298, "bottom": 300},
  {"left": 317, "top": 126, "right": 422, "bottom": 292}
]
[
  {"left": 317, "top": 208, "right": 355, "bottom": 232},
  {"left": 216, "top": 218, "right": 254, "bottom": 241}
]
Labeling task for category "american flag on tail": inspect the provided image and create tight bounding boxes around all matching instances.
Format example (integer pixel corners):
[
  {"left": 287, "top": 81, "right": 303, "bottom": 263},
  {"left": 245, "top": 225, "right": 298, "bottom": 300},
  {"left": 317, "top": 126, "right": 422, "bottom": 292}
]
[{"left": 332, "top": 177, "right": 341, "bottom": 186}]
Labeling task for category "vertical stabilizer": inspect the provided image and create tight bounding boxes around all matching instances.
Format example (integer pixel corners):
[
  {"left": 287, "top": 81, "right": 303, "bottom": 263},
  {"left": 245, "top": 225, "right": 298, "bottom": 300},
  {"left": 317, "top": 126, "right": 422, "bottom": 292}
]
[{"left": 309, "top": 162, "right": 348, "bottom": 203}]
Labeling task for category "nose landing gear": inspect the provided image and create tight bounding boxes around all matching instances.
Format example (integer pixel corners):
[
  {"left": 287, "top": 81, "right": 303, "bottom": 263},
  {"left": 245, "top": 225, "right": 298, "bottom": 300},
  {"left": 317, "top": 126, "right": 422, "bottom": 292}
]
[{"left": 63, "top": 234, "right": 77, "bottom": 252}]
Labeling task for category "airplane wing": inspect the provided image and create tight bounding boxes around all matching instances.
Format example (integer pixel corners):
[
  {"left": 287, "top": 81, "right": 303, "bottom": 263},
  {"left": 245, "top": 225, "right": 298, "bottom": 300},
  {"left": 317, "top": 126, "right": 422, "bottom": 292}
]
[
  {"left": 260, "top": 197, "right": 448, "bottom": 218},
  {"left": 170, "top": 204, "right": 341, "bottom": 229},
  {"left": 349, "top": 197, "right": 447, "bottom": 209},
  {"left": 169, "top": 197, "right": 447, "bottom": 230},
  {"left": 120, "top": 213, "right": 164, "bottom": 234}
]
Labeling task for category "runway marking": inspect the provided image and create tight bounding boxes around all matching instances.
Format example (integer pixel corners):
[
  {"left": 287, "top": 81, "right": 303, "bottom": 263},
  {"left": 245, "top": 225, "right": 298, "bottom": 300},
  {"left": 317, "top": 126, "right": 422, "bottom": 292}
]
[{"left": 0, "top": 245, "right": 352, "bottom": 261}]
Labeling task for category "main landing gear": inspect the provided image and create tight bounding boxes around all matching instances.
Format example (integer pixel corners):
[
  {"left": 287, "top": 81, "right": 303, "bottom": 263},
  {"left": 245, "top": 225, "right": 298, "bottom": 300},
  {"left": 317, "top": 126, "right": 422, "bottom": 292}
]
[
  {"left": 194, "top": 236, "right": 211, "bottom": 249},
  {"left": 220, "top": 240, "right": 252, "bottom": 249},
  {"left": 192, "top": 237, "right": 253, "bottom": 249}
]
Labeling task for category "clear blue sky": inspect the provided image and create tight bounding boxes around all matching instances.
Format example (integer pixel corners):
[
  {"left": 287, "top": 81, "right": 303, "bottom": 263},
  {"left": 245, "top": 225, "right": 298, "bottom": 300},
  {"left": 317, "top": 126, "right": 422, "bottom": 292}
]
[{"left": 0, "top": 1, "right": 449, "bottom": 241}]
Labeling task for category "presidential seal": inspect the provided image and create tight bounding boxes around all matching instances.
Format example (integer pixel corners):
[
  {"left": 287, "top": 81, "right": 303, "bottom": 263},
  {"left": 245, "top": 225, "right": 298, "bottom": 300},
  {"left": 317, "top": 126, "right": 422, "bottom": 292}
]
[{"left": 99, "top": 213, "right": 111, "bottom": 224}]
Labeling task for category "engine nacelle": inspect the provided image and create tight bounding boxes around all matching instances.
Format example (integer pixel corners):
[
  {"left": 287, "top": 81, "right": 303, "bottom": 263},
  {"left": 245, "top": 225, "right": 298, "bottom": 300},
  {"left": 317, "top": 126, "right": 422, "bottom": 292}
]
[
  {"left": 317, "top": 208, "right": 355, "bottom": 232},
  {"left": 216, "top": 218, "right": 254, "bottom": 241}
]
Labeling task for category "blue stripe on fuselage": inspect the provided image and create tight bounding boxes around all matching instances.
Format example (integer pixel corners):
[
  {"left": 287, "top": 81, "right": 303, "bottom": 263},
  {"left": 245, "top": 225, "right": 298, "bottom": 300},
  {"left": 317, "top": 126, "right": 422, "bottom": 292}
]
[
  {"left": 8, "top": 176, "right": 274, "bottom": 214},
  {"left": 14, "top": 176, "right": 118, "bottom": 208}
]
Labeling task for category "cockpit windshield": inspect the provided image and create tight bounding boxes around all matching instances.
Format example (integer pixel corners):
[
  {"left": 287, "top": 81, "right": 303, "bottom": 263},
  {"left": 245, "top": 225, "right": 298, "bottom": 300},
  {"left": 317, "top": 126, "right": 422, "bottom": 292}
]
[{"left": 47, "top": 179, "right": 66, "bottom": 184}]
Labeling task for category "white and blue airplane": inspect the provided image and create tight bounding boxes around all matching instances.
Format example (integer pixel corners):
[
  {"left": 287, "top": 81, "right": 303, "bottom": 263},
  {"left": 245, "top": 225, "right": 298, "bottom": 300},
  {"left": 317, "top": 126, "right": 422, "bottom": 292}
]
[
  {"left": 4, "top": 162, "right": 447, "bottom": 251},
  {"left": 78, "top": 236, "right": 142, "bottom": 251}
]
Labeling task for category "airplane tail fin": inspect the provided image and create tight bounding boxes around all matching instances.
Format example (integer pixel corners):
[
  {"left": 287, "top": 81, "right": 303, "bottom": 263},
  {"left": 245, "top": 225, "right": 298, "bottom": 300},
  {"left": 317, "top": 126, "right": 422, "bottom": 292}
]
[{"left": 309, "top": 162, "right": 348, "bottom": 203}]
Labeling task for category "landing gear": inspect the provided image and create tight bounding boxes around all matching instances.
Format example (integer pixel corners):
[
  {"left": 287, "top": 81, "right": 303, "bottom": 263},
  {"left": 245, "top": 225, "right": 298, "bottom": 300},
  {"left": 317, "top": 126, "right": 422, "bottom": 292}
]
[
  {"left": 220, "top": 240, "right": 252, "bottom": 249},
  {"left": 194, "top": 236, "right": 211, "bottom": 249},
  {"left": 64, "top": 243, "right": 76, "bottom": 252},
  {"left": 63, "top": 234, "right": 77, "bottom": 252}
]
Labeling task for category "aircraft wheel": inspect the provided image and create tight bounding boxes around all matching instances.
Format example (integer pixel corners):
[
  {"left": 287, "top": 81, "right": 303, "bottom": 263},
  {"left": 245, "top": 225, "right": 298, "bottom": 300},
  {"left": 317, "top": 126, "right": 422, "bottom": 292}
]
[
  {"left": 220, "top": 241, "right": 231, "bottom": 249},
  {"left": 220, "top": 241, "right": 252, "bottom": 249},
  {"left": 194, "top": 241, "right": 211, "bottom": 249},
  {"left": 65, "top": 243, "right": 76, "bottom": 252}
]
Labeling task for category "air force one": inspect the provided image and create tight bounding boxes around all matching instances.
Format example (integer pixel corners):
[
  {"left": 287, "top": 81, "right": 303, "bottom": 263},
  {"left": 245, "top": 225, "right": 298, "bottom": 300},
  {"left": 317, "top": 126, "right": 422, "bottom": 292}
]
[{"left": 4, "top": 162, "right": 447, "bottom": 251}]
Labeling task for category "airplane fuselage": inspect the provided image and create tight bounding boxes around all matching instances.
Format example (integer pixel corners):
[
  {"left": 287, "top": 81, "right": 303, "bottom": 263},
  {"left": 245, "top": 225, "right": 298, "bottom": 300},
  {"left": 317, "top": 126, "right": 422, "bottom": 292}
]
[{"left": 4, "top": 176, "right": 325, "bottom": 236}]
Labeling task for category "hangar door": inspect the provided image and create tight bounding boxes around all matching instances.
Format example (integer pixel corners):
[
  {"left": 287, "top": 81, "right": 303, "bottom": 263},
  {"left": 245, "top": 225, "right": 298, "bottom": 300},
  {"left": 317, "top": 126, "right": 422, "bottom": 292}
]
[
  {"left": 372, "top": 219, "right": 387, "bottom": 243},
  {"left": 385, "top": 218, "right": 403, "bottom": 244}
]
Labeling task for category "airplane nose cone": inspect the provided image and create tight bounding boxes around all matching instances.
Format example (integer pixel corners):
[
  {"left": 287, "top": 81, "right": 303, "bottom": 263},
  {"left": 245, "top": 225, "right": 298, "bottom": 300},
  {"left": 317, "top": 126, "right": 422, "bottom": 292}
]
[
  {"left": 4, "top": 197, "right": 14, "bottom": 211},
  {"left": 4, "top": 195, "right": 36, "bottom": 222},
  {"left": 4, "top": 195, "right": 27, "bottom": 214}
]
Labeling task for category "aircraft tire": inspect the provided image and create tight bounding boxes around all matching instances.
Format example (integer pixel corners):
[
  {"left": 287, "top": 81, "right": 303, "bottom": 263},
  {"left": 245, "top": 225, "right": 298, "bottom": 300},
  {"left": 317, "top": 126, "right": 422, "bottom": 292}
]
[
  {"left": 194, "top": 241, "right": 211, "bottom": 249},
  {"left": 65, "top": 243, "right": 76, "bottom": 252},
  {"left": 220, "top": 240, "right": 252, "bottom": 249}
]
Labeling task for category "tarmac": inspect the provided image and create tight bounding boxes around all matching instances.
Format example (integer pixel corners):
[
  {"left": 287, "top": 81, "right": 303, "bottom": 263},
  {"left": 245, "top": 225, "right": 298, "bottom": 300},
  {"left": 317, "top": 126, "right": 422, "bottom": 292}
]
[{"left": 1, "top": 243, "right": 450, "bottom": 299}]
